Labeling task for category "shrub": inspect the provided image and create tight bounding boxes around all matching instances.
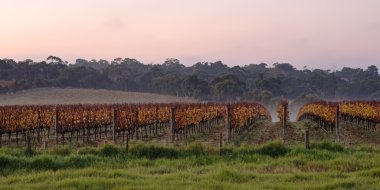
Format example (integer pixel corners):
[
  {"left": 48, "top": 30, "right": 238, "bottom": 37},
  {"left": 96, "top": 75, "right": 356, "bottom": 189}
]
[
  {"left": 0, "top": 154, "right": 28, "bottom": 170},
  {"left": 0, "top": 155, "right": 14, "bottom": 171},
  {"left": 131, "top": 144, "right": 180, "bottom": 159},
  {"left": 30, "top": 155, "right": 62, "bottom": 170},
  {"left": 255, "top": 142, "right": 288, "bottom": 157},
  {"left": 99, "top": 144, "right": 122, "bottom": 157},
  {"left": 0, "top": 154, "right": 11, "bottom": 167}
]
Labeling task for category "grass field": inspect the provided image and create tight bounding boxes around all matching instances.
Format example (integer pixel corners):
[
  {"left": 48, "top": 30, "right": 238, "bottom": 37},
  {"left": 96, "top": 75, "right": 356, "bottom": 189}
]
[
  {"left": 0, "top": 141, "right": 379, "bottom": 190},
  {"left": 0, "top": 88, "right": 195, "bottom": 105}
]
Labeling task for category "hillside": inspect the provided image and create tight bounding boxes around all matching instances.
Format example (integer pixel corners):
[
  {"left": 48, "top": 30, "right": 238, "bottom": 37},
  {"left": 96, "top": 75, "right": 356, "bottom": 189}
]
[{"left": 0, "top": 88, "right": 196, "bottom": 105}]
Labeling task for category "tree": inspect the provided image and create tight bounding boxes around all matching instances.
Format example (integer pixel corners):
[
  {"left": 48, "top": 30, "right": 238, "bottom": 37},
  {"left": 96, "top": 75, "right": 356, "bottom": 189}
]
[
  {"left": 255, "top": 73, "right": 264, "bottom": 91},
  {"left": 180, "top": 75, "right": 198, "bottom": 97},
  {"left": 180, "top": 75, "right": 211, "bottom": 99},
  {"left": 367, "top": 65, "right": 379, "bottom": 77},
  {"left": 213, "top": 79, "right": 245, "bottom": 101},
  {"left": 46, "top": 56, "right": 63, "bottom": 64}
]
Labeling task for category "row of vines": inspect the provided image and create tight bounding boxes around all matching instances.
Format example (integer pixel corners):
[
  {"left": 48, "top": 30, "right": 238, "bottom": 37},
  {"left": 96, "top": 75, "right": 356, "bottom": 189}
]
[
  {"left": 297, "top": 101, "right": 380, "bottom": 132},
  {"left": 0, "top": 102, "right": 271, "bottom": 147}
]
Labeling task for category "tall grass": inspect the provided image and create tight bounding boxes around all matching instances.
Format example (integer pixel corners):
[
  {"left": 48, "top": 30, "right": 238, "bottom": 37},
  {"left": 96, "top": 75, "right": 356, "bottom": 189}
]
[{"left": 0, "top": 141, "right": 379, "bottom": 189}]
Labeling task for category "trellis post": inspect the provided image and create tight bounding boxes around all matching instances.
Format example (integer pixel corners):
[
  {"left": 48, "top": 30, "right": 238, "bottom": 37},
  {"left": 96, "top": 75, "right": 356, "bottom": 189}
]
[
  {"left": 170, "top": 107, "right": 175, "bottom": 142},
  {"left": 135, "top": 108, "right": 139, "bottom": 140},
  {"left": 112, "top": 109, "right": 117, "bottom": 143},
  {"left": 225, "top": 105, "right": 231, "bottom": 141},
  {"left": 54, "top": 109, "right": 59, "bottom": 144},
  {"left": 335, "top": 104, "right": 340, "bottom": 143},
  {"left": 282, "top": 105, "right": 287, "bottom": 144},
  {"left": 304, "top": 130, "right": 310, "bottom": 149}
]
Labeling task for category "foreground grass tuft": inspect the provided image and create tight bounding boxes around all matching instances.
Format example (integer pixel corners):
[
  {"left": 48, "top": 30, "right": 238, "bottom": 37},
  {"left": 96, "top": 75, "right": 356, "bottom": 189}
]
[
  {"left": 254, "top": 141, "right": 288, "bottom": 157},
  {"left": 130, "top": 144, "right": 180, "bottom": 159},
  {"left": 310, "top": 141, "right": 345, "bottom": 152},
  {"left": 99, "top": 144, "right": 123, "bottom": 157}
]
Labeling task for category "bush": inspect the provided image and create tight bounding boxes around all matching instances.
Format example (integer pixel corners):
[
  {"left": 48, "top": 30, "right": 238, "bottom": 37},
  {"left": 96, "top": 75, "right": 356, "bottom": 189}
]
[
  {"left": 131, "top": 144, "right": 180, "bottom": 159},
  {"left": 255, "top": 142, "right": 288, "bottom": 157},
  {"left": 0, "top": 154, "right": 28, "bottom": 171},
  {"left": 29, "top": 155, "right": 63, "bottom": 170},
  {"left": 99, "top": 144, "right": 122, "bottom": 157},
  {"left": 0, "top": 154, "right": 11, "bottom": 167},
  {"left": 0, "top": 155, "right": 14, "bottom": 171}
]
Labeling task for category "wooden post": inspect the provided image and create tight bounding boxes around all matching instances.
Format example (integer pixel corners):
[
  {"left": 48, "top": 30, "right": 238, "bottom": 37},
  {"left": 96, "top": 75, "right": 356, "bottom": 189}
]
[
  {"left": 112, "top": 109, "right": 117, "bottom": 143},
  {"left": 335, "top": 104, "right": 340, "bottom": 143},
  {"left": 47, "top": 127, "right": 50, "bottom": 140},
  {"left": 54, "top": 109, "right": 59, "bottom": 144},
  {"left": 225, "top": 105, "right": 231, "bottom": 141},
  {"left": 219, "top": 132, "right": 223, "bottom": 155},
  {"left": 15, "top": 128, "right": 18, "bottom": 145},
  {"left": 37, "top": 111, "right": 41, "bottom": 143},
  {"left": 26, "top": 131, "right": 32, "bottom": 155},
  {"left": 282, "top": 106, "right": 287, "bottom": 144},
  {"left": 86, "top": 111, "right": 91, "bottom": 143},
  {"left": 84, "top": 111, "right": 88, "bottom": 143},
  {"left": 304, "top": 130, "right": 310, "bottom": 149},
  {"left": 155, "top": 106, "right": 158, "bottom": 135},
  {"left": 122, "top": 130, "right": 125, "bottom": 143},
  {"left": 62, "top": 131, "right": 65, "bottom": 145},
  {"left": 126, "top": 133, "right": 129, "bottom": 153},
  {"left": 170, "top": 107, "right": 175, "bottom": 142},
  {"left": 44, "top": 140, "right": 48, "bottom": 150},
  {"left": 135, "top": 108, "right": 139, "bottom": 140}
]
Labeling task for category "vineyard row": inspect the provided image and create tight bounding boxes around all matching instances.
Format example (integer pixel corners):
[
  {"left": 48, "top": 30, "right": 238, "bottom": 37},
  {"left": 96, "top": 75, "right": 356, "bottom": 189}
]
[
  {"left": 297, "top": 101, "right": 380, "bottom": 132},
  {"left": 0, "top": 102, "right": 271, "bottom": 147}
]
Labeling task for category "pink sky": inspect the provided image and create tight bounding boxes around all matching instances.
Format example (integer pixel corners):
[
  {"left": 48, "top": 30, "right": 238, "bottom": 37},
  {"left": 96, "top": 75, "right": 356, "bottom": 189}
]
[{"left": 1, "top": 0, "right": 379, "bottom": 69}]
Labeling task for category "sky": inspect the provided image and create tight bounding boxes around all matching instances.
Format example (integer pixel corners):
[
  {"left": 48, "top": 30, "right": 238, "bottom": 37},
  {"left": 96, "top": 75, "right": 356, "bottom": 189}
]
[{"left": 0, "top": 0, "right": 379, "bottom": 69}]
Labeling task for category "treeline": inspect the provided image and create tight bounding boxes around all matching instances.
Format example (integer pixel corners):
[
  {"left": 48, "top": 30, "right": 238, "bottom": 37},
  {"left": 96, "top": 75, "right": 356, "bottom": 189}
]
[{"left": 0, "top": 57, "right": 379, "bottom": 103}]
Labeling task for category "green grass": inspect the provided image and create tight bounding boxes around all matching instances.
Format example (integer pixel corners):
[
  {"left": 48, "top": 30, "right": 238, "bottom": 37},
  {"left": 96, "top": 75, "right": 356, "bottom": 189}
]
[{"left": 0, "top": 141, "right": 379, "bottom": 190}]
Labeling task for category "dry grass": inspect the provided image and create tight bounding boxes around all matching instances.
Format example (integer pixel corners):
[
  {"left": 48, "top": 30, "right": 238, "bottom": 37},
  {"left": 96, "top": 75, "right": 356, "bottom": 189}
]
[{"left": 0, "top": 88, "right": 196, "bottom": 105}]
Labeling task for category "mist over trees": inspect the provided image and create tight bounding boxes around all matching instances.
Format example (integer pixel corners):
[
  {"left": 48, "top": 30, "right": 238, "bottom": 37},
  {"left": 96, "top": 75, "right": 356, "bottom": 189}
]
[{"left": 0, "top": 57, "right": 379, "bottom": 104}]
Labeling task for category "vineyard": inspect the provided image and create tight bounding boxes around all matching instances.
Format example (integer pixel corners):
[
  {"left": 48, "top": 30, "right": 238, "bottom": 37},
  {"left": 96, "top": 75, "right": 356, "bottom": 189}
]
[
  {"left": 1, "top": 99, "right": 379, "bottom": 148},
  {"left": 0, "top": 102, "right": 271, "bottom": 147},
  {"left": 1, "top": 100, "right": 380, "bottom": 190},
  {"left": 297, "top": 101, "right": 380, "bottom": 134}
]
